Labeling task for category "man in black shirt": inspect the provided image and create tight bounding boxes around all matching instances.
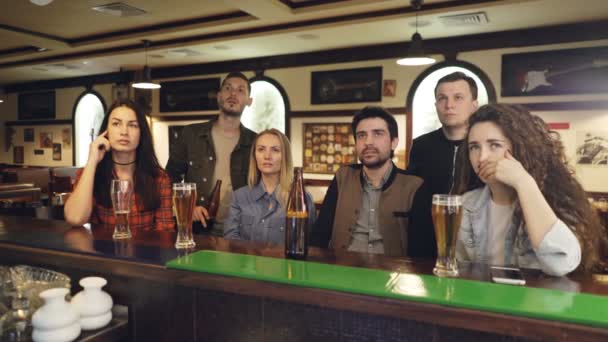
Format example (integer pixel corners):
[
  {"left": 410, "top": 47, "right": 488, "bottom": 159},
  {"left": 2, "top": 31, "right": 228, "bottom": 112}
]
[
  {"left": 406, "top": 72, "right": 477, "bottom": 258},
  {"left": 407, "top": 72, "right": 479, "bottom": 195}
]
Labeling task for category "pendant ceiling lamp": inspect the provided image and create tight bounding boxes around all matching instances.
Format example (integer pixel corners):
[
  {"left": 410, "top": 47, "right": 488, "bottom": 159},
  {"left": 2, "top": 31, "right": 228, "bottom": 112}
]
[
  {"left": 132, "top": 40, "right": 161, "bottom": 89},
  {"left": 396, "top": 0, "right": 436, "bottom": 66}
]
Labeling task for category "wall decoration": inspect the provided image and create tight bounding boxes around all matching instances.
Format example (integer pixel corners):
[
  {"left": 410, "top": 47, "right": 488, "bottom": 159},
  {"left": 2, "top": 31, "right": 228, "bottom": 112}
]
[
  {"left": 62, "top": 128, "right": 72, "bottom": 147},
  {"left": 24, "top": 128, "right": 35, "bottom": 142},
  {"left": 302, "top": 122, "right": 357, "bottom": 174},
  {"left": 112, "top": 84, "right": 129, "bottom": 102},
  {"left": 40, "top": 132, "right": 53, "bottom": 148},
  {"left": 311, "top": 67, "right": 382, "bottom": 104},
  {"left": 13, "top": 146, "right": 24, "bottom": 164},
  {"left": 18, "top": 91, "right": 56, "bottom": 120},
  {"left": 502, "top": 46, "right": 608, "bottom": 96},
  {"left": 52, "top": 143, "right": 62, "bottom": 161},
  {"left": 576, "top": 131, "right": 608, "bottom": 166},
  {"left": 5, "top": 126, "right": 15, "bottom": 152},
  {"left": 383, "top": 79, "right": 397, "bottom": 97},
  {"left": 34, "top": 149, "right": 44, "bottom": 155},
  {"left": 160, "top": 78, "right": 220, "bottom": 112}
]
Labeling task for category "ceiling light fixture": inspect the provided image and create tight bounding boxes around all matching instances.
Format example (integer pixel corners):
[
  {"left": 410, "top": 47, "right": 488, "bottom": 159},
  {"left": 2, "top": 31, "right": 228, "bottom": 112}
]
[
  {"left": 132, "top": 40, "right": 161, "bottom": 90},
  {"left": 397, "top": 0, "right": 436, "bottom": 66},
  {"left": 30, "top": 0, "right": 54, "bottom": 6}
]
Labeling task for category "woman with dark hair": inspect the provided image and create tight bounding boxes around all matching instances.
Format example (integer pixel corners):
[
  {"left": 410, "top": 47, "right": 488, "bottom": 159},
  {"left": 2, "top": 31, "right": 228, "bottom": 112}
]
[
  {"left": 65, "top": 99, "right": 174, "bottom": 231},
  {"left": 453, "top": 104, "right": 604, "bottom": 276}
]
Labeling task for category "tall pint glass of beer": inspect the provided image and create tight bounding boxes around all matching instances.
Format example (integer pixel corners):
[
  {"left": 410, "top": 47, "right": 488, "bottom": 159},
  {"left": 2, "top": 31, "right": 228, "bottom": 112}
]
[
  {"left": 432, "top": 194, "right": 463, "bottom": 277},
  {"left": 110, "top": 179, "right": 132, "bottom": 239},
  {"left": 173, "top": 183, "right": 197, "bottom": 249}
]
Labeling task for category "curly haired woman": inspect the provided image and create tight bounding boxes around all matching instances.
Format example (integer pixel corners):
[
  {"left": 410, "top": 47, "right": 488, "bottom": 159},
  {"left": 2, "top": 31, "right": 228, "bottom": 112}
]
[{"left": 453, "top": 104, "right": 605, "bottom": 276}]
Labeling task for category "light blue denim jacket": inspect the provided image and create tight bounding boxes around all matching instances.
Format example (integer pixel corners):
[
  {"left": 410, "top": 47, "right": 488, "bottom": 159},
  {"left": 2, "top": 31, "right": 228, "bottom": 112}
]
[
  {"left": 224, "top": 181, "right": 316, "bottom": 244},
  {"left": 456, "top": 186, "right": 581, "bottom": 276}
]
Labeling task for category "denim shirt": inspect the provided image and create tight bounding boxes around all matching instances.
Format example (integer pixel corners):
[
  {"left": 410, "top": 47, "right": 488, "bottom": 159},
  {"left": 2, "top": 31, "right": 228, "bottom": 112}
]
[
  {"left": 456, "top": 186, "right": 581, "bottom": 276},
  {"left": 224, "top": 181, "right": 316, "bottom": 244}
]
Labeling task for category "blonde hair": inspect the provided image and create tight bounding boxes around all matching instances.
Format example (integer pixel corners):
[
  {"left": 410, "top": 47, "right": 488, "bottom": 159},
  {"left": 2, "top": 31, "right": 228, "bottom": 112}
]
[{"left": 247, "top": 129, "right": 294, "bottom": 205}]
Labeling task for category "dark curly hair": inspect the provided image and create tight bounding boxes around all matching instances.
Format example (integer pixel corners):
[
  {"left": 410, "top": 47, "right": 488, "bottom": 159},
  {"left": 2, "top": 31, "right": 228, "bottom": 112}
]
[{"left": 453, "top": 104, "right": 606, "bottom": 272}]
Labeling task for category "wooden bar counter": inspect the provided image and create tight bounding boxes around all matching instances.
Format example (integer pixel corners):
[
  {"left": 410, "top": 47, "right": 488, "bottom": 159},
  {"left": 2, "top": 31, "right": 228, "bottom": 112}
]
[{"left": 0, "top": 215, "right": 607, "bottom": 341}]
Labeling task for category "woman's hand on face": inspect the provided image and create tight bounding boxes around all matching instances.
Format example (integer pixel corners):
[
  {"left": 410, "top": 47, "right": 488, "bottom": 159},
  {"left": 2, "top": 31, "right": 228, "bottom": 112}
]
[
  {"left": 88, "top": 130, "right": 110, "bottom": 165},
  {"left": 492, "top": 150, "right": 533, "bottom": 189}
]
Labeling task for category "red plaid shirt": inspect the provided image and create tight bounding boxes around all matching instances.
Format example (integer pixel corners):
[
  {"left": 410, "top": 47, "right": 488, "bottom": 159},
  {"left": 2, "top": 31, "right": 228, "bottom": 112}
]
[{"left": 74, "top": 168, "right": 175, "bottom": 231}]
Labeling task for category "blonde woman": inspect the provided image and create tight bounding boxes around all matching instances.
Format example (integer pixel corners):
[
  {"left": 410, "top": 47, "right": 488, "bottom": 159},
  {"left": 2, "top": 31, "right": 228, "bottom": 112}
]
[{"left": 224, "top": 129, "right": 315, "bottom": 243}]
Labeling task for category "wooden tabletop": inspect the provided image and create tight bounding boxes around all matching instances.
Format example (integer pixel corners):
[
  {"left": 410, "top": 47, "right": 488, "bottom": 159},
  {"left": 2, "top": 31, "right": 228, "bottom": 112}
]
[
  {"left": 0, "top": 215, "right": 606, "bottom": 296},
  {"left": 2, "top": 215, "right": 608, "bottom": 341}
]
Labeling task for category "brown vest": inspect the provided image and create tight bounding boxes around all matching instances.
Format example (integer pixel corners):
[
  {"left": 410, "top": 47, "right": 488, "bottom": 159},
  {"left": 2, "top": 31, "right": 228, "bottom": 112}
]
[{"left": 330, "top": 166, "right": 423, "bottom": 256}]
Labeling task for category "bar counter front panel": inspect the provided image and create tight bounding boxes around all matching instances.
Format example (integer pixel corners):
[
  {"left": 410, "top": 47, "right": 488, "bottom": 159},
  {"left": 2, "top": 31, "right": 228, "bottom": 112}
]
[{"left": 0, "top": 216, "right": 607, "bottom": 341}]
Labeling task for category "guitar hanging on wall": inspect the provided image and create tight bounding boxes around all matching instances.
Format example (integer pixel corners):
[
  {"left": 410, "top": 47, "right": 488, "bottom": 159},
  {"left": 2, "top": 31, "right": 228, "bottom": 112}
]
[{"left": 520, "top": 59, "right": 608, "bottom": 93}]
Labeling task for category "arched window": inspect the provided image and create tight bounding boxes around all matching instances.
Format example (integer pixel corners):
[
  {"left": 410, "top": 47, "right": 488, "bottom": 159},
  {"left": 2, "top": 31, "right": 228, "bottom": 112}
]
[
  {"left": 73, "top": 91, "right": 106, "bottom": 167},
  {"left": 241, "top": 75, "right": 290, "bottom": 134},
  {"left": 407, "top": 61, "right": 496, "bottom": 140}
]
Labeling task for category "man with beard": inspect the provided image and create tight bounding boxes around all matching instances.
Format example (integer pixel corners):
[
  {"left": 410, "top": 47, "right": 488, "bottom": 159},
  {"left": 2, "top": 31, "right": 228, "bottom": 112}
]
[
  {"left": 311, "top": 106, "right": 435, "bottom": 257},
  {"left": 166, "top": 72, "right": 256, "bottom": 236}
]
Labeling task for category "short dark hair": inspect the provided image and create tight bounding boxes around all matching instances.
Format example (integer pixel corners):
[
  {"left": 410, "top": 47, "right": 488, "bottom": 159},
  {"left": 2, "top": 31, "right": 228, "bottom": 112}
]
[
  {"left": 220, "top": 71, "right": 251, "bottom": 94},
  {"left": 434, "top": 71, "right": 478, "bottom": 100},
  {"left": 351, "top": 106, "right": 398, "bottom": 141}
]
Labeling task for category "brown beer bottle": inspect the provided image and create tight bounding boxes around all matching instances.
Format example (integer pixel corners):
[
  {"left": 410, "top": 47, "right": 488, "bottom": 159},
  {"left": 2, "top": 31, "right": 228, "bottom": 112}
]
[
  {"left": 285, "top": 167, "right": 309, "bottom": 259},
  {"left": 204, "top": 180, "right": 222, "bottom": 230}
]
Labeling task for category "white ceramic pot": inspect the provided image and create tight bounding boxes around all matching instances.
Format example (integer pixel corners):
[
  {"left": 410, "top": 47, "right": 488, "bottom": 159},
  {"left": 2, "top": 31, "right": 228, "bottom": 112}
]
[
  {"left": 32, "top": 322, "right": 81, "bottom": 342},
  {"left": 32, "top": 287, "right": 81, "bottom": 342},
  {"left": 71, "top": 276, "right": 113, "bottom": 330},
  {"left": 79, "top": 310, "right": 112, "bottom": 330}
]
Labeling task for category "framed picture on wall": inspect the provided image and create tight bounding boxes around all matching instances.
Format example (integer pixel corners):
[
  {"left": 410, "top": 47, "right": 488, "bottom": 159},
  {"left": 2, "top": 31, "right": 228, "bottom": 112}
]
[
  {"left": 18, "top": 91, "right": 55, "bottom": 120},
  {"left": 24, "top": 128, "right": 34, "bottom": 142},
  {"left": 160, "top": 78, "right": 220, "bottom": 112},
  {"left": 52, "top": 143, "right": 62, "bottom": 161},
  {"left": 39, "top": 132, "right": 53, "bottom": 148},
  {"left": 13, "top": 146, "right": 24, "bottom": 164},
  {"left": 311, "top": 67, "right": 382, "bottom": 104},
  {"left": 302, "top": 122, "right": 356, "bottom": 174},
  {"left": 502, "top": 46, "right": 608, "bottom": 96},
  {"left": 576, "top": 131, "right": 608, "bottom": 166}
]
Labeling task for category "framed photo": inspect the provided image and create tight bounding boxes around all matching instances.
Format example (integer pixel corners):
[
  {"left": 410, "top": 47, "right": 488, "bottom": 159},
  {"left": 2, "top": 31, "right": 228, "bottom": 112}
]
[
  {"left": 112, "top": 84, "right": 129, "bottom": 102},
  {"left": 160, "top": 78, "right": 220, "bottom": 112},
  {"left": 576, "top": 131, "right": 608, "bottom": 166},
  {"left": 18, "top": 91, "right": 55, "bottom": 120},
  {"left": 24, "top": 128, "right": 34, "bottom": 142},
  {"left": 40, "top": 132, "right": 53, "bottom": 148},
  {"left": 383, "top": 79, "right": 397, "bottom": 97},
  {"left": 13, "top": 146, "right": 24, "bottom": 164},
  {"left": 52, "top": 143, "right": 62, "bottom": 161},
  {"left": 311, "top": 67, "right": 382, "bottom": 104},
  {"left": 302, "top": 123, "right": 357, "bottom": 174},
  {"left": 502, "top": 46, "right": 608, "bottom": 96},
  {"left": 62, "top": 128, "right": 71, "bottom": 147},
  {"left": 34, "top": 149, "right": 44, "bottom": 155}
]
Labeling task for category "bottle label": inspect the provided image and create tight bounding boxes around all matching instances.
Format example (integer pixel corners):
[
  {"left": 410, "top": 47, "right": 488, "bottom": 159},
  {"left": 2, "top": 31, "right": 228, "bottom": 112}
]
[{"left": 287, "top": 211, "right": 308, "bottom": 218}]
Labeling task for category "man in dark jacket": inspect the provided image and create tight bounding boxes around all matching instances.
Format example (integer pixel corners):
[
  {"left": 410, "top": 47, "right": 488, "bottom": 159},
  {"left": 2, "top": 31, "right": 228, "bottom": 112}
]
[
  {"left": 407, "top": 72, "right": 479, "bottom": 195},
  {"left": 166, "top": 72, "right": 256, "bottom": 236},
  {"left": 312, "top": 106, "right": 434, "bottom": 257}
]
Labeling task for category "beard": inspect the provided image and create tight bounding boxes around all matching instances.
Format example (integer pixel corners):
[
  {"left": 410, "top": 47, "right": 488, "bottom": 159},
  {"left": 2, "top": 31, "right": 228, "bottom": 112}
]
[
  {"left": 358, "top": 148, "right": 392, "bottom": 169},
  {"left": 218, "top": 99, "right": 245, "bottom": 117}
]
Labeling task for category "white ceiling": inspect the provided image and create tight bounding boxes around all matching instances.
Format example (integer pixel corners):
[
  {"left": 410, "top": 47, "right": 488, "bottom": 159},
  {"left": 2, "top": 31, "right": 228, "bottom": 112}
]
[{"left": 0, "top": 0, "right": 607, "bottom": 86}]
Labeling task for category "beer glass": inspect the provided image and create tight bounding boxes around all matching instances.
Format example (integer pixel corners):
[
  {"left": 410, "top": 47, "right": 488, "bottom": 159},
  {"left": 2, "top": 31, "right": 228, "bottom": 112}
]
[
  {"left": 110, "top": 179, "right": 132, "bottom": 239},
  {"left": 432, "top": 194, "right": 463, "bottom": 277},
  {"left": 173, "top": 183, "right": 197, "bottom": 249}
]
